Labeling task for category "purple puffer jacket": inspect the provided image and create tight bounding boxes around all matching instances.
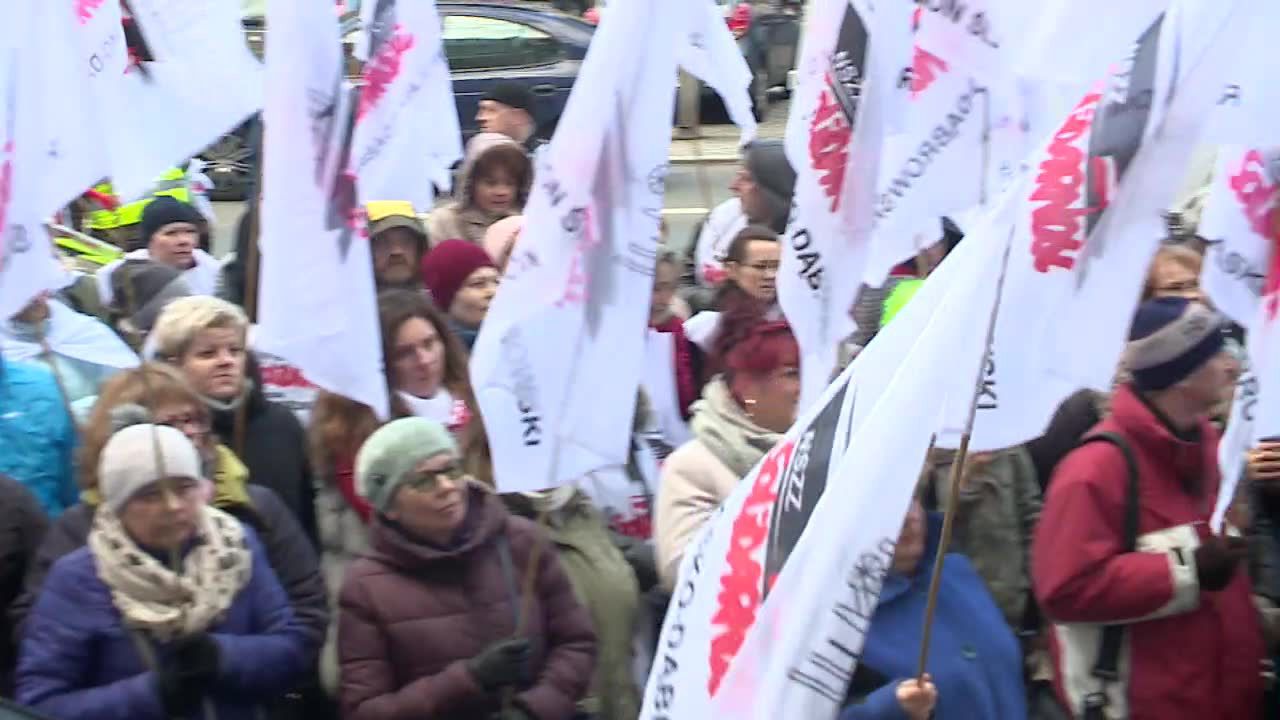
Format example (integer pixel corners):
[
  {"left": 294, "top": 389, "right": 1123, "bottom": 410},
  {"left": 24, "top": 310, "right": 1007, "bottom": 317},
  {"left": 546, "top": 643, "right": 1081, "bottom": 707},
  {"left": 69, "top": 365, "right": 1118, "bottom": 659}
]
[{"left": 15, "top": 526, "right": 311, "bottom": 720}]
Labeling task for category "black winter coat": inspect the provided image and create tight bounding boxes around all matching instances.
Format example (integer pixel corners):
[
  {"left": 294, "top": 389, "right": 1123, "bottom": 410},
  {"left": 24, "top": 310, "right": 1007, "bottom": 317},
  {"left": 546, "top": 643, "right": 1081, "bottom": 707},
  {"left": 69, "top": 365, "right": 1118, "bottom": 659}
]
[
  {"left": 211, "top": 357, "right": 319, "bottom": 549},
  {"left": 0, "top": 475, "right": 47, "bottom": 696}
]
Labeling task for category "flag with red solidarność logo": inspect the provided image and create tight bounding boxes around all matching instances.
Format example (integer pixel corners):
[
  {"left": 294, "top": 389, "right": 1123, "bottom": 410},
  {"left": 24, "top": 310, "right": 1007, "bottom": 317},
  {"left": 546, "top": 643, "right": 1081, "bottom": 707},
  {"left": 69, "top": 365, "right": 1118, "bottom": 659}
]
[
  {"left": 676, "top": 0, "right": 759, "bottom": 144},
  {"left": 353, "top": 0, "right": 461, "bottom": 208},
  {"left": 256, "top": 0, "right": 388, "bottom": 420},
  {"left": 469, "top": 0, "right": 684, "bottom": 493}
]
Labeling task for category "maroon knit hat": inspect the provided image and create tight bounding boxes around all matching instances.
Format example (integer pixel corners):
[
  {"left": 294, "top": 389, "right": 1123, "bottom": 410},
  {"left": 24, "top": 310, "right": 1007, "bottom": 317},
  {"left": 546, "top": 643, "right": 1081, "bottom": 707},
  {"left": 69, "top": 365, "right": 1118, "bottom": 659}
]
[{"left": 421, "top": 239, "right": 497, "bottom": 311}]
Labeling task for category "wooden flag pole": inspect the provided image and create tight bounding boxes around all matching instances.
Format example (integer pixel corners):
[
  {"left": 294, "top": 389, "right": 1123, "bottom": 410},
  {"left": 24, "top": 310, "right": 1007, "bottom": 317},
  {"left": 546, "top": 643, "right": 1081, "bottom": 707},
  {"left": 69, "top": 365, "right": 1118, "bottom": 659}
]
[
  {"left": 915, "top": 233, "right": 1013, "bottom": 681},
  {"left": 233, "top": 199, "right": 262, "bottom": 459}
]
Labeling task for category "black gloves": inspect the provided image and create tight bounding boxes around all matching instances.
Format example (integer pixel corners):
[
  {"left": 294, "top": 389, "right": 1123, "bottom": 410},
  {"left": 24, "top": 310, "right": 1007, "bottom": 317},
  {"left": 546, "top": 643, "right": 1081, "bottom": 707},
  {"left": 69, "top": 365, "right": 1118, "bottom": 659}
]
[
  {"left": 467, "top": 638, "right": 532, "bottom": 692},
  {"left": 156, "top": 633, "right": 221, "bottom": 716},
  {"left": 1195, "top": 535, "right": 1249, "bottom": 592},
  {"left": 611, "top": 531, "right": 659, "bottom": 592}
]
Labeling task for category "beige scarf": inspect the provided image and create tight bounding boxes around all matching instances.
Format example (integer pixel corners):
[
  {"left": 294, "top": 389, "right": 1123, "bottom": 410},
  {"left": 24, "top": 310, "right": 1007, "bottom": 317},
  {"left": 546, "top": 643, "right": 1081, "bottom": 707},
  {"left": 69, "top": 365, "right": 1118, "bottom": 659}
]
[
  {"left": 88, "top": 505, "right": 252, "bottom": 641},
  {"left": 690, "top": 378, "right": 783, "bottom": 479}
]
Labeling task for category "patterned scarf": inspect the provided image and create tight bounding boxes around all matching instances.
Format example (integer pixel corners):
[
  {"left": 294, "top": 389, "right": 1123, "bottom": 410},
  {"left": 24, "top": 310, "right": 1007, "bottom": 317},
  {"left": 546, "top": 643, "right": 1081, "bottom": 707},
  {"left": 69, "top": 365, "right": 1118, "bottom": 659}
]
[{"left": 88, "top": 505, "right": 252, "bottom": 641}]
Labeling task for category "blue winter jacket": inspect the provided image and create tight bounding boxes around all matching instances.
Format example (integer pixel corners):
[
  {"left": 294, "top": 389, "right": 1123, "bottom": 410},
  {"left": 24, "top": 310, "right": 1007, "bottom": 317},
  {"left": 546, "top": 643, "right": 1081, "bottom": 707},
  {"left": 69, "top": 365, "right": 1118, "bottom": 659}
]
[
  {"left": 839, "top": 516, "right": 1027, "bottom": 720},
  {"left": 0, "top": 360, "right": 77, "bottom": 517},
  {"left": 15, "top": 526, "right": 311, "bottom": 720}
]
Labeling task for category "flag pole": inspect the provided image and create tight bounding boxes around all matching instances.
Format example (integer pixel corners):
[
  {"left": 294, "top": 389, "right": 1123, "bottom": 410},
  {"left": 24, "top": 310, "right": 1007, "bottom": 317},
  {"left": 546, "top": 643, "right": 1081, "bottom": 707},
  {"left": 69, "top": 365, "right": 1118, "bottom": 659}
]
[
  {"left": 234, "top": 196, "right": 262, "bottom": 458},
  {"left": 915, "top": 231, "right": 1013, "bottom": 681}
]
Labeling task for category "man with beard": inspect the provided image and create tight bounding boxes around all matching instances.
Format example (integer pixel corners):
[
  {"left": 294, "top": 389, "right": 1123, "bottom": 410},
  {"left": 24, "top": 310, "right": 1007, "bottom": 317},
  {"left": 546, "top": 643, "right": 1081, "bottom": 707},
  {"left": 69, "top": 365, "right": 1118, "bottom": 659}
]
[{"left": 366, "top": 201, "right": 429, "bottom": 292}]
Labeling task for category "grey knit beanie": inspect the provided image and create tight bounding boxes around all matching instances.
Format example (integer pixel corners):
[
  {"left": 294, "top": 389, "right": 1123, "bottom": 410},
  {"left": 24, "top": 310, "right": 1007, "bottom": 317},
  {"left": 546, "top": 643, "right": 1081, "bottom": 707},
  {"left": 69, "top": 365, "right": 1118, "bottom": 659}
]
[
  {"left": 99, "top": 421, "right": 204, "bottom": 513},
  {"left": 356, "top": 417, "right": 459, "bottom": 514}
]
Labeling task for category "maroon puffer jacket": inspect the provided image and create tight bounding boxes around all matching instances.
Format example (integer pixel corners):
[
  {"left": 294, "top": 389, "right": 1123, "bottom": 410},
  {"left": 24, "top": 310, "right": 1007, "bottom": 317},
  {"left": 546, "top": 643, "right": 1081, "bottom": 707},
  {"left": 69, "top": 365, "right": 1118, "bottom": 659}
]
[{"left": 338, "top": 486, "right": 596, "bottom": 720}]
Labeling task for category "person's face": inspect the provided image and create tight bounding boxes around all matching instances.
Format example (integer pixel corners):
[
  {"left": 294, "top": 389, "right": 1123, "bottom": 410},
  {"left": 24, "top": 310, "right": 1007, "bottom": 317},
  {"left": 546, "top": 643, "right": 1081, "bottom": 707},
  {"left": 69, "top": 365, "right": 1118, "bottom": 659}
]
[
  {"left": 738, "top": 358, "right": 801, "bottom": 433},
  {"left": 371, "top": 227, "right": 421, "bottom": 288},
  {"left": 476, "top": 100, "right": 527, "bottom": 140},
  {"left": 391, "top": 317, "right": 446, "bottom": 398},
  {"left": 179, "top": 327, "right": 247, "bottom": 401},
  {"left": 387, "top": 453, "right": 470, "bottom": 544},
  {"left": 151, "top": 402, "right": 213, "bottom": 454},
  {"left": 1178, "top": 349, "right": 1241, "bottom": 416},
  {"left": 149, "top": 222, "right": 199, "bottom": 270},
  {"left": 1150, "top": 258, "right": 1203, "bottom": 302},
  {"left": 650, "top": 261, "right": 679, "bottom": 324},
  {"left": 891, "top": 499, "right": 927, "bottom": 576},
  {"left": 474, "top": 167, "right": 518, "bottom": 214},
  {"left": 734, "top": 166, "right": 772, "bottom": 225},
  {"left": 119, "top": 476, "right": 203, "bottom": 551},
  {"left": 727, "top": 240, "right": 781, "bottom": 304},
  {"left": 450, "top": 267, "right": 499, "bottom": 329}
]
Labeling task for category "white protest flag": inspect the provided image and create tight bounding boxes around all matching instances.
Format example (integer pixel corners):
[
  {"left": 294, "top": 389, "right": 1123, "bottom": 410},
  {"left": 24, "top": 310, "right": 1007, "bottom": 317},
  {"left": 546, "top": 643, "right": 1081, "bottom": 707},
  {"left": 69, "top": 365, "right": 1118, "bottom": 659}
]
[
  {"left": 0, "top": 3, "right": 73, "bottom": 320},
  {"left": 780, "top": 0, "right": 905, "bottom": 411},
  {"left": 958, "top": 0, "right": 1258, "bottom": 452},
  {"left": 470, "top": 0, "right": 681, "bottom": 493},
  {"left": 1196, "top": 5, "right": 1280, "bottom": 527},
  {"left": 256, "top": 0, "right": 388, "bottom": 419},
  {"left": 1199, "top": 146, "right": 1269, "bottom": 326},
  {"left": 677, "top": 0, "right": 758, "bottom": 143},
  {"left": 104, "top": 0, "right": 264, "bottom": 200},
  {"left": 353, "top": 0, "right": 462, "bottom": 207},
  {"left": 639, "top": 196, "right": 1011, "bottom": 719}
]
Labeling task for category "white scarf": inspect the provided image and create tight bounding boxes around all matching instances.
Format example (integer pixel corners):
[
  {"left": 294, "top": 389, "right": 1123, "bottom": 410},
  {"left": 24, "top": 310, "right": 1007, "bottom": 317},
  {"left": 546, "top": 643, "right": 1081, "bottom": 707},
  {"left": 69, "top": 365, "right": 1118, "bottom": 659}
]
[
  {"left": 88, "top": 505, "right": 252, "bottom": 641},
  {"left": 96, "top": 248, "right": 222, "bottom": 306},
  {"left": 396, "top": 388, "right": 470, "bottom": 430}
]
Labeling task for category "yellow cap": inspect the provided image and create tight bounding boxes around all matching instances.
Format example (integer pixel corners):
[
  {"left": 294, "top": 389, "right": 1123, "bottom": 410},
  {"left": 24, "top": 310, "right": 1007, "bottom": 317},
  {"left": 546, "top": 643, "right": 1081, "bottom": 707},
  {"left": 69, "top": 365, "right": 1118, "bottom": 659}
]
[{"left": 365, "top": 200, "right": 417, "bottom": 222}]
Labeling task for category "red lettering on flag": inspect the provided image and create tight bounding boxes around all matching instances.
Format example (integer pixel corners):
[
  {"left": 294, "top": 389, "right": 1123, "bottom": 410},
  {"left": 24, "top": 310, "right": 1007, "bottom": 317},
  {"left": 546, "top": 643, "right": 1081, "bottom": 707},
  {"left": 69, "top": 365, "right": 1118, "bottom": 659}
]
[
  {"left": 909, "top": 47, "right": 948, "bottom": 97},
  {"left": 809, "top": 86, "right": 852, "bottom": 213},
  {"left": 358, "top": 27, "right": 416, "bottom": 120},
  {"left": 1229, "top": 150, "right": 1280, "bottom": 319},
  {"left": 77, "top": 0, "right": 107, "bottom": 25},
  {"left": 707, "top": 439, "right": 795, "bottom": 696},
  {"left": 1029, "top": 91, "right": 1103, "bottom": 273}
]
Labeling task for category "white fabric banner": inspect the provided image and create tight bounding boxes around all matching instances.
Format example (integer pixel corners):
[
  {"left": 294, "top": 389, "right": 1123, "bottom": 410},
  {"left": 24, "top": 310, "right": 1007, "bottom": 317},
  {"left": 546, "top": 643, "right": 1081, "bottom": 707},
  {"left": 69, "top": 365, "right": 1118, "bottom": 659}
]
[
  {"left": 640, "top": 197, "right": 1008, "bottom": 719},
  {"left": 470, "top": 0, "right": 682, "bottom": 493},
  {"left": 352, "top": 0, "right": 462, "bottom": 207},
  {"left": 677, "top": 0, "right": 758, "bottom": 144},
  {"left": 256, "top": 0, "right": 388, "bottom": 419},
  {"left": 0, "top": 299, "right": 138, "bottom": 371},
  {"left": 958, "top": 0, "right": 1257, "bottom": 452},
  {"left": 1213, "top": 354, "right": 1257, "bottom": 531},
  {"left": 1199, "top": 146, "right": 1269, "bottom": 327},
  {"left": 107, "top": 0, "right": 264, "bottom": 200},
  {"left": 0, "top": 4, "right": 74, "bottom": 321},
  {"left": 780, "top": 0, "right": 901, "bottom": 411},
  {"left": 641, "top": 329, "right": 693, "bottom": 451}
]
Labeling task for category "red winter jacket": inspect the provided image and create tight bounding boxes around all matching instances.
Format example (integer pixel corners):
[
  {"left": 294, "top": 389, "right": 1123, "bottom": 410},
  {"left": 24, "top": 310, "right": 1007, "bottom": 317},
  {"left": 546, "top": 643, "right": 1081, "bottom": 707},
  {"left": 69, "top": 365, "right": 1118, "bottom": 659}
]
[{"left": 1032, "top": 385, "right": 1264, "bottom": 720}]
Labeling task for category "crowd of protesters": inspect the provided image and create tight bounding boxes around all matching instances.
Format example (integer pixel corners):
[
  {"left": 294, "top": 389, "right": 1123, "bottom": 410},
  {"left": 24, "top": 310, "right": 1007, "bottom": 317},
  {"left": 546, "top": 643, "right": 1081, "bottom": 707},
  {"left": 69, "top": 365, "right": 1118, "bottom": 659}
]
[{"left": 0, "top": 80, "right": 1276, "bottom": 720}]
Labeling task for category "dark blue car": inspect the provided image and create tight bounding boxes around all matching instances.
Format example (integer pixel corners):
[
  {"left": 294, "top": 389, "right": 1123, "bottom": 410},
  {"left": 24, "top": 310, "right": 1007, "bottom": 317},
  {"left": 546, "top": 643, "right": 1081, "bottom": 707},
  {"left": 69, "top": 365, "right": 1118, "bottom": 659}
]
[{"left": 203, "top": 2, "right": 593, "bottom": 200}]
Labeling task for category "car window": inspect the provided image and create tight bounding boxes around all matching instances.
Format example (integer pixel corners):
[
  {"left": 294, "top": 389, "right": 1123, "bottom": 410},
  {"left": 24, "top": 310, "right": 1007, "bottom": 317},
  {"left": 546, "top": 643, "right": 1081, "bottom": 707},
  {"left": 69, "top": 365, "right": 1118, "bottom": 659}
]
[{"left": 442, "top": 15, "right": 561, "bottom": 71}]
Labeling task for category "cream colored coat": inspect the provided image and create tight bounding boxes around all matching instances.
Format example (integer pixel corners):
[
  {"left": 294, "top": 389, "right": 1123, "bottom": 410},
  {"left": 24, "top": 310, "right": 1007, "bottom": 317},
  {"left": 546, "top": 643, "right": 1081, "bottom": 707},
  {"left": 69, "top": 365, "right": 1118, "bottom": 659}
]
[{"left": 654, "top": 438, "right": 739, "bottom": 590}]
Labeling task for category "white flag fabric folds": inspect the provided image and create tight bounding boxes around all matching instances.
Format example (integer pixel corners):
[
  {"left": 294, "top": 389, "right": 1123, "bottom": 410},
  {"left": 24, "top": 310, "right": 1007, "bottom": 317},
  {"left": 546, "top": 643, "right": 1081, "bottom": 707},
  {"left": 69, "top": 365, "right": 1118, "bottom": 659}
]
[
  {"left": 353, "top": 0, "right": 462, "bottom": 206},
  {"left": 108, "top": 0, "right": 265, "bottom": 200},
  {"left": 1199, "top": 146, "right": 1269, "bottom": 327},
  {"left": 0, "top": 3, "right": 75, "bottom": 320},
  {"left": 780, "top": 0, "right": 901, "bottom": 411},
  {"left": 677, "top": 0, "right": 758, "bottom": 144},
  {"left": 257, "top": 0, "right": 388, "bottom": 419},
  {"left": 469, "top": 0, "right": 682, "bottom": 493}
]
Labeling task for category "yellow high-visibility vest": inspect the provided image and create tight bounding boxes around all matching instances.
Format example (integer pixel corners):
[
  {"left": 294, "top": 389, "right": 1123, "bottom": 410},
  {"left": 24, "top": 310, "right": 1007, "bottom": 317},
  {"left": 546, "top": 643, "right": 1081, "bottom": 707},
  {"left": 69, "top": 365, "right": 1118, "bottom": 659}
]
[{"left": 83, "top": 168, "right": 191, "bottom": 230}]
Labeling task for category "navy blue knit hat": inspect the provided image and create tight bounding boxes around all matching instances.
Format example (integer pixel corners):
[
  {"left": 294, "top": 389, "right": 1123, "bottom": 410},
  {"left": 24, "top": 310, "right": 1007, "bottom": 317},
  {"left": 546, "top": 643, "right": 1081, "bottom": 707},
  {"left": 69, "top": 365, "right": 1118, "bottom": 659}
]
[{"left": 1126, "top": 297, "right": 1225, "bottom": 392}]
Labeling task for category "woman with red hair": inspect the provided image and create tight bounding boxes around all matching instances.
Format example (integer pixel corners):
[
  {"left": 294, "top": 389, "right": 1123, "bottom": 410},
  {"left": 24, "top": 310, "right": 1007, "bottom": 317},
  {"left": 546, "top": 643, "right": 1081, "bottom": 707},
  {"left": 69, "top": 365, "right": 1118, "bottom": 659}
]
[{"left": 653, "top": 303, "right": 799, "bottom": 589}]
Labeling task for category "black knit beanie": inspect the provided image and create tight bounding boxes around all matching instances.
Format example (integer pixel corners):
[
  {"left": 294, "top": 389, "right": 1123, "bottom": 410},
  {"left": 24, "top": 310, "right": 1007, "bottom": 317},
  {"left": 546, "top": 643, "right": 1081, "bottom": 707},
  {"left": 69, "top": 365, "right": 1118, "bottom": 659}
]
[
  {"left": 140, "top": 196, "right": 203, "bottom": 249},
  {"left": 744, "top": 140, "right": 797, "bottom": 233}
]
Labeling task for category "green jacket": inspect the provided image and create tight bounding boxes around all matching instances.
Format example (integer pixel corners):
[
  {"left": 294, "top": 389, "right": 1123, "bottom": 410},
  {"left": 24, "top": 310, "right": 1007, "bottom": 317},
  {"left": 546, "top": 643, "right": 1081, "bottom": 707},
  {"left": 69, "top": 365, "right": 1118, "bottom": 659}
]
[
  {"left": 506, "top": 493, "right": 641, "bottom": 720},
  {"left": 921, "top": 446, "right": 1042, "bottom": 630}
]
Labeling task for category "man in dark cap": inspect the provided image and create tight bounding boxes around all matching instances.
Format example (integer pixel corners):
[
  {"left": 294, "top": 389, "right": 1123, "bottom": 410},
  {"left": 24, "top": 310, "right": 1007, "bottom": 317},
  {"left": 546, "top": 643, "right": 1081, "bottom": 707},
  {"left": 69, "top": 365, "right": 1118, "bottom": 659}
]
[
  {"left": 95, "top": 197, "right": 220, "bottom": 306},
  {"left": 736, "top": 140, "right": 797, "bottom": 234},
  {"left": 477, "top": 81, "right": 542, "bottom": 152}
]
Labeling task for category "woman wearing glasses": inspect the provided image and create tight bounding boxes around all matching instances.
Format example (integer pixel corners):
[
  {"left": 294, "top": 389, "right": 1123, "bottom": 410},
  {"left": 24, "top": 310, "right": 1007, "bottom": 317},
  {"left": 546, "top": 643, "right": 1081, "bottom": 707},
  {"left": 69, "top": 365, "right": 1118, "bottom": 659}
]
[
  {"left": 10, "top": 365, "right": 328, "bottom": 692},
  {"left": 337, "top": 417, "right": 596, "bottom": 720},
  {"left": 682, "top": 224, "right": 784, "bottom": 360}
]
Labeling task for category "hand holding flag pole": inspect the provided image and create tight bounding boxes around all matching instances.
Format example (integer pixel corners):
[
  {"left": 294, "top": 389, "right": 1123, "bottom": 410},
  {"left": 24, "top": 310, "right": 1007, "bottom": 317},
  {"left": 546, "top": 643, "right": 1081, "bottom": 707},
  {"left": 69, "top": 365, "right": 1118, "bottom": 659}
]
[{"left": 915, "top": 232, "right": 1013, "bottom": 681}]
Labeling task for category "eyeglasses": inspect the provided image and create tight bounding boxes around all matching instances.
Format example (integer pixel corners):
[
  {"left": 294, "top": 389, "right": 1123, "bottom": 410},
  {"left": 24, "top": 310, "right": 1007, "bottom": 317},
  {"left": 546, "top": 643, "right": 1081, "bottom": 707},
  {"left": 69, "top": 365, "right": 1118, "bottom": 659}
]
[
  {"left": 154, "top": 414, "right": 211, "bottom": 437},
  {"left": 405, "top": 463, "right": 467, "bottom": 491},
  {"left": 741, "top": 261, "right": 780, "bottom": 274}
]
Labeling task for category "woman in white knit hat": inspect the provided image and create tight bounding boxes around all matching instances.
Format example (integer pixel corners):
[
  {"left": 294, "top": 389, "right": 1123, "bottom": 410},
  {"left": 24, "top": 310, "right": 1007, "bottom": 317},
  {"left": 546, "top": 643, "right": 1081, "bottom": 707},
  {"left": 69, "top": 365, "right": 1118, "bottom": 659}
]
[{"left": 15, "top": 415, "right": 311, "bottom": 720}]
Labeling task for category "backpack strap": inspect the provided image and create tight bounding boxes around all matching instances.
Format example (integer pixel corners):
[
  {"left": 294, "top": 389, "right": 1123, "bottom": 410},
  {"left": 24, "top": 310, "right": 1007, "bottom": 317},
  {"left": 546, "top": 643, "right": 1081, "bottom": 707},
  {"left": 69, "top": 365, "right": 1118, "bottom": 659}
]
[{"left": 1075, "top": 432, "right": 1140, "bottom": 719}]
